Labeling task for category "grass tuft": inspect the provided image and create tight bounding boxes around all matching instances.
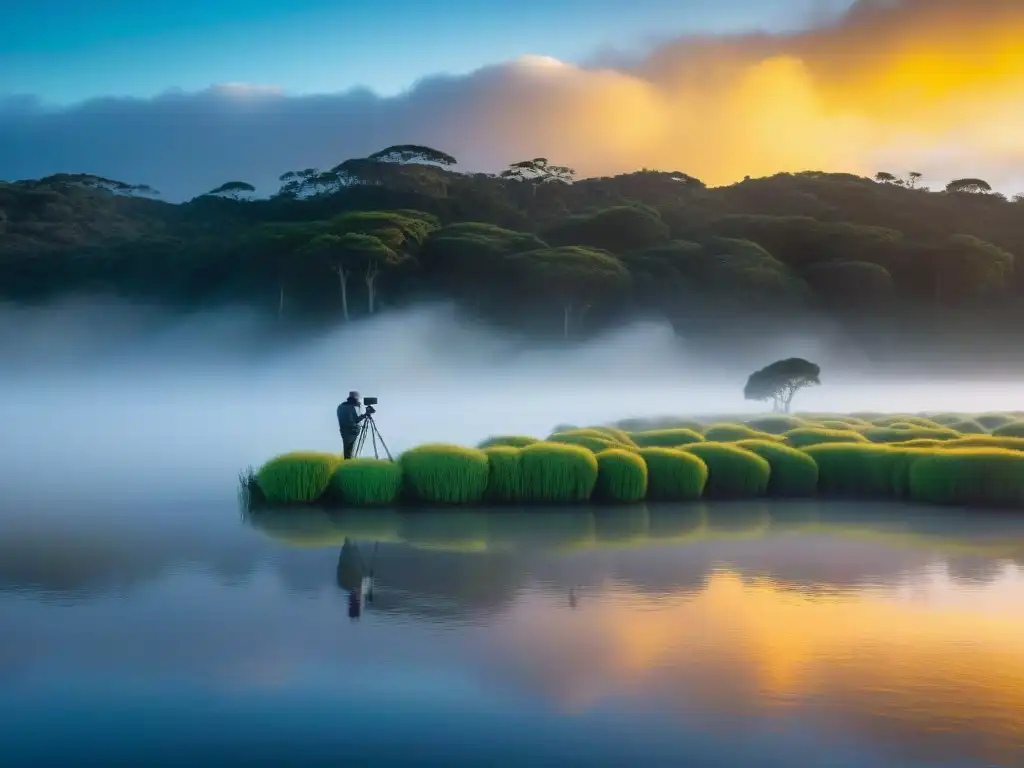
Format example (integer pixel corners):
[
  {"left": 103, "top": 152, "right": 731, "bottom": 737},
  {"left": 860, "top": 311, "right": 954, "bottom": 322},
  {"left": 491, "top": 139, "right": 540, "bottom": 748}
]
[
  {"left": 680, "top": 442, "right": 771, "bottom": 499},
  {"left": 909, "top": 448, "right": 1024, "bottom": 507},
  {"left": 594, "top": 448, "right": 648, "bottom": 503},
  {"left": 704, "top": 423, "right": 783, "bottom": 443},
  {"left": 548, "top": 432, "right": 627, "bottom": 453},
  {"left": 520, "top": 442, "right": 599, "bottom": 503},
  {"left": 744, "top": 415, "right": 809, "bottom": 434},
  {"left": 784, "top": 427, "right": 869, "bottom": 448},
  {"left": 400, "top": 443, "right": 490, "bottom": 504},
  {"left": 862, "top": 426, "right": 961, "bottom": 443},
  {"left": 256, "top": 451, "right": 342, "bottom": 504},
  {"left": 637, "top": 447, "right": 708, "bottom": 501},
  {"left": 482, "top": 446, "right": 523, "bottom": 502},
  {"left": 976, "top": 413, "right": 1016, "bottom": 430},
  {"left": 328, "top": 459, "right": 403, "bottom": 506},
  {"left": 734, "top": 439, "right": 818, "bottom": 497},
  {"left": 943, "top": 435, "right": 1024, "bottom": 451},
  {"left": 630, "top": 428, "right": 705, "bottom": 448},
  {"left": 991, "top": 421, "right": 1024, "bottom": 438},
  {"left": 477, "top": 435, "right": 539, "bottom": 449}
]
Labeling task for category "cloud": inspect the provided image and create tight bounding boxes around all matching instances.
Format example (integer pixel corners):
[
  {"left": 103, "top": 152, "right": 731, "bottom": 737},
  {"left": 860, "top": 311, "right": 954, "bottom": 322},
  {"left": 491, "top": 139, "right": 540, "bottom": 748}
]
[{"left": 2, "top": 0, "right": 1024, "bottom": 201}]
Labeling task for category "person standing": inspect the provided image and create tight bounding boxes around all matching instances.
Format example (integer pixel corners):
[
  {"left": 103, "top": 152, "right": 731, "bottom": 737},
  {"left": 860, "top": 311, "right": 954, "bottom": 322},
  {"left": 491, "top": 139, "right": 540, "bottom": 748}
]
[{"left": 336, "top": 390, "right": 367, "bottom": 459}]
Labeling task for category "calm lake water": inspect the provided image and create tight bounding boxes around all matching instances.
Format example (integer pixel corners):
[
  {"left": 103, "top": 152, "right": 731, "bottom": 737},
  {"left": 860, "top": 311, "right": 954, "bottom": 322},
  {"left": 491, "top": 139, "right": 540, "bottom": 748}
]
[{"left": 2, "top": 496, "right": 1023, "bottom": 767}]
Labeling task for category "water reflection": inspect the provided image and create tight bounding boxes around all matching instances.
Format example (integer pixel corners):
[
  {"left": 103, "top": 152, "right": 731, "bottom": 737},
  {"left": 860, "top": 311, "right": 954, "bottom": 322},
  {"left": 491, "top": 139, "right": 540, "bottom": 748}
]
[{"left": 0, "top": 501, "right": 1023, "bottom": 766}]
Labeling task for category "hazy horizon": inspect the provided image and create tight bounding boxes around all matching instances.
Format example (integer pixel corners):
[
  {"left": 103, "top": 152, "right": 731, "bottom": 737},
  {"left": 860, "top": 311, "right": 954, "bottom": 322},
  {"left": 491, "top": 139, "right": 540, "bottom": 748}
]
[{"left": 2, "top": 298, "right": 1022, "bottom": 506}]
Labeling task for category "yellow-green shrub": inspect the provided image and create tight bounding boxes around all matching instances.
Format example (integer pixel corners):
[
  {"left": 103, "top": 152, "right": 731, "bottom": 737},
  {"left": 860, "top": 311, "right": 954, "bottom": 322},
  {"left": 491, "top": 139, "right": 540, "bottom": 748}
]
[
  {"left": 630, "top": 428, "right": 705, "bottom": 448},
  {"left": 784, "top": 428, "right": 869, "bottom": 448},
  {"left": 594, "top": 449, "right": 648, "bottom": 503},
  {"left": 482, "top": 446, "right": 523, "bottom": 503},
  {"left": 680, "top": 443, "right": 771, "bottom": 499},
  {"left": 862, "top": 426, "right": 961, "bottom": 443},
  {"left": 256, "top": 451, "right": 342, "bottom": 504},
  {"left": 991, "top": 421, "right": 1024, "bottom": 438},
  {"left": 329, "top": 459, "right": 403, "bottom": 506},
  {"left": 637, "top": 447, "right": 708, "bottom": 501},
  {"left": 400, "top": 444, "right": 490, "bottom": 504},
  {"left": 477, "top": 435, "right": 538, "bottom": 449},
  {"left": 909, "top": 448, "right": 1024, "bottom": 507},
  {"left": 743, "top": 415, "right": 809, "bottom": 434},
  {"left": 734, "top": 439, "right": 818, "bottom": 497},
  {"left": 704, "top": 423, "right": 782, "bottom": 443},
  {"left": 520, "top": 442, "right": 599, "bottom": 503}
]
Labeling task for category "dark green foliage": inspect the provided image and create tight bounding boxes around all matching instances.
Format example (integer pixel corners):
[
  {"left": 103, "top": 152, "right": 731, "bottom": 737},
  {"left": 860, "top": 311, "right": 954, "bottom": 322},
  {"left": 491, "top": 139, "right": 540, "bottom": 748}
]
[
  {"left": 948, "top": 419, "right": 987, "bottom": 434},
  {"left": 637, "top": 448, "right": 708, "bottom": 501},
  {"left": 547, "top": 432, "right": 623, "bottom": 453},
  {"left": 256, "top": 451, "right": 342, "bottom": 504},
  {"left": 800, "top": 443, "right": 908, "bottom": 498},
  {"left": 679, "top": 443, "right": 771, "bottom": 499},
  {"left": 944, "top": 435, "right": 1024, "bottom": 451},
  {"left": 543, "top": 204, "right": 670, "bottom": 254},
  {"left": 734, "top": 439, "right": 819, "bottom": 497},
  {"left": 329, "top": 459, "right": 403, "bottom": 506},
  {"left": 862, "top": 426, "right": 961, "bottom": 443},
  {"left": 784, "top": 427, "right": 869, "bottom": 448},
  {"left": 871, "top": 415, "right": 943, "bottom": 429},
  {"left": 991, "top": 421, "right": 1024, "bottom": 438},
  {"left": 744, "top": 415, "right": 809, "bottom": 434},
  {"left": 630, "top": 428, "right": 705, "bottom": 447},
  {"left": 482, "top": 446, "right": 523, "bottom": 503},
  {"left": 814, "top": 419, "right": 868, "bottom": 430},
  {"left": 477, "top": 435, "right": 539, "bottom": 449},
  {"left": 400, "top": 444, "right": 490, "bottom": 504},
  {"left": 594, "top": 449, "right": 648, "bottom": 503},
  {"left": 704, "top": 423, "right": 783, "bottom": 443},
  {"left": 584, "top": 426, "right": 637, "bottom": 447},
  {"left": 519, "top": 442, "right": 599, "bottom": 503},
  {"left": 909, "top": 449, "right": 1024, "bottom": 507},
  {"left": 976, "top": 413, "right": 1016, "bottom": 430}
]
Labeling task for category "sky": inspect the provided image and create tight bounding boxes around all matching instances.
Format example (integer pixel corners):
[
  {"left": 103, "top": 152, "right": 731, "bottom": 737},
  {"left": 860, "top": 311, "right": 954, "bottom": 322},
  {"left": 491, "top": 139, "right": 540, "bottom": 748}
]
[
  {"left": 2, "top": 0, "right": 845, "bottom": 104},
  {"left": 2, "top": 0, "right": 1024, "bottom": 200}
]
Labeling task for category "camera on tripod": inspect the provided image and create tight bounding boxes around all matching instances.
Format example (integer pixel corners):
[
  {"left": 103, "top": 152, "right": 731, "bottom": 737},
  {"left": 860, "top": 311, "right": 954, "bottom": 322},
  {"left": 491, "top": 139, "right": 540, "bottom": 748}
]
[
  {"left": 354, "top": 396, "right": 390, "bottom": 461},
  {"left": 363, "top": 396, "right": 377, "bottom": 415}
]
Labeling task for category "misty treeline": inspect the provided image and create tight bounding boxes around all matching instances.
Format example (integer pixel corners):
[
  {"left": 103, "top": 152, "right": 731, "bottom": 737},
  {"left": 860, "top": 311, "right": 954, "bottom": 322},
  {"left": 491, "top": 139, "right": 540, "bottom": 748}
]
[{"left": 2, "top": 144, "right": 1023, "bottom": 341}]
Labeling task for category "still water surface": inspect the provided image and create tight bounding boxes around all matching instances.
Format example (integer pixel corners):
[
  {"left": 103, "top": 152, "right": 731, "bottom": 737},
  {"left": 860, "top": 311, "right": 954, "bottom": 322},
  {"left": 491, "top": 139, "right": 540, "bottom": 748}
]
[{"left": 2, "top": 499, "right": 1023, "bottom": 767}]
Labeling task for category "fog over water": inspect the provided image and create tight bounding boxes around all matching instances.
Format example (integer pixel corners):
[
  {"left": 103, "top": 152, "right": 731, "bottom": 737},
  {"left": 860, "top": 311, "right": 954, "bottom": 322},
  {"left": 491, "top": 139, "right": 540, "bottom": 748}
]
[{"left": 2, "top": 299, "right": 1020, "bottom": 505}]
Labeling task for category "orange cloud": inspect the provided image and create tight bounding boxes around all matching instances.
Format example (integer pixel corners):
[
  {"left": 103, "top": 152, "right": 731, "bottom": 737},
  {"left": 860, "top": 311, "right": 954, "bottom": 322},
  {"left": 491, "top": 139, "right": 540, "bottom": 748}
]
[{"left": 473, "top": 0, "right": 1024, "bottom": 189}]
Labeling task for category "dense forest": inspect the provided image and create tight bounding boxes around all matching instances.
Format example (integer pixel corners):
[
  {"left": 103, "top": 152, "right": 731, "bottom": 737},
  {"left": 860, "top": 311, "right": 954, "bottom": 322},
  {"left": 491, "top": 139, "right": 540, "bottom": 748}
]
[{"left": 2, "top": 145, "right": 1022, "bottom": 350}]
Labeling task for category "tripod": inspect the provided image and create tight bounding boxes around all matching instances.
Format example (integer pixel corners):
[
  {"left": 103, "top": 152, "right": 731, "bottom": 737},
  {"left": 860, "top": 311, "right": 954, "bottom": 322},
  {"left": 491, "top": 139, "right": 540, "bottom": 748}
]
[{"left": 354, "top": 412, "right": 393, "bottom": 461}]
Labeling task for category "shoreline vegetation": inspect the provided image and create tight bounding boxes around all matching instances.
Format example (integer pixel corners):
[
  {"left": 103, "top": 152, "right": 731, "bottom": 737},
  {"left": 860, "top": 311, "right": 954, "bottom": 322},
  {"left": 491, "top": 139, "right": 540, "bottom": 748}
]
[
  {"left": 240, "top": 410, "right": 1024, "bottom": 512},
  {"left": 4, "top": 151, "right": 1024, "bottom": 357}
]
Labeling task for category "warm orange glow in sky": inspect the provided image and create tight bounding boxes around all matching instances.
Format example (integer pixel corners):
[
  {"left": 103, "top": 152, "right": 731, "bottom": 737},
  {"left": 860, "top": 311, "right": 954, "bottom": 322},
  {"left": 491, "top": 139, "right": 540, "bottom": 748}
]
[{"left": 479, "top": 0, "right": 1024, "bottom": 190}]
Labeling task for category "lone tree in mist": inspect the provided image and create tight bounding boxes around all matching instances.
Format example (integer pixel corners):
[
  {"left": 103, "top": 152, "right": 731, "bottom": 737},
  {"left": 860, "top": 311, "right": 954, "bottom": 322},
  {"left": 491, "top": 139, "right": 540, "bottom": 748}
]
[{"left": 744, "top": 358, "right": 821, "bottom": 414}]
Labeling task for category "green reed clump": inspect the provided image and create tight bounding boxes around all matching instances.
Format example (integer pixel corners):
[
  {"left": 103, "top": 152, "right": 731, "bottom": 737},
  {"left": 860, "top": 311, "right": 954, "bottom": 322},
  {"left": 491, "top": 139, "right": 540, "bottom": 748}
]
[
  {"left": 629, "top": 428, "right": 705, "bottom": 448},
  {"left": 637, "top": 447, "right": 708, "bottom": 501},
  {"left": 800, "top": 443, "right": 909, "bottom": 498},
  {"left": 680, "top": 442, "right": 771, "bottom": 499},
  {"left": 871, "top": 415, "right": 943, "bottom": 429},
  {"left": 744, "top": 415, "right": 809, "bottom": 434},
  {"left": 893, "top": 438, "right": 945, "bottom": 449},
  {"left": 547, "top": 432, "right": 627, "bottom": 453},
  {"left": 812, "top": 419, "right": 866, "bottom": 430},
  {"left": 783, "top": 427, "right": 869, "bottom": 448},
  {"left": 477, "top": 435, "right": 539, "bottom": 449},
  {"left": 948, "top": 419, "right": 987, "bottom": 434},
  {"left": 256, "top": 451, "right": 343, "bottom": 504},
  {"left": 703, "top": 423, "right": 783, "bottom": 443},
  {"left": 796, "top": 413, "right": 871, "bottom": 428},
  {"left": 943, "top": 435, "right": 1024, "bottom": 451},
  {"left": 734, "top": 439, "right": 819, "bottom": 497},
  {"left": 329, "top": 459, "right": 403, "bottom": 506},
  {"left": 991, "top": 421, "right": 1024, "bottom": 438},
  {"left": 594, "top": 448, "right": 648, "bottom": 503},
  {"left": 862, "top": 426, "right": 961, "bottom": 443},
  {"left": 400, "top": 443, "right": 490, "bottom": 504},
  {"left": 909, "top": 448, "right": 1024, "bottom": 507},
  {"left": 929, "top": 412, "right": 967, "bottom": 426},
  {"left": 614, "top": 416, "right": 704, "bottom": 432},
  {"left": 520, "top": 442, "right": 599, "bottom": 503},
  {"left": 586, "top": 426, "right": 638, "bottom": 447},
  {"left": 975, "top": 413, "right": 1016, "bottom": 430},
  {"left": 482, "top": 445, "right": 523, "bottom": 503}
]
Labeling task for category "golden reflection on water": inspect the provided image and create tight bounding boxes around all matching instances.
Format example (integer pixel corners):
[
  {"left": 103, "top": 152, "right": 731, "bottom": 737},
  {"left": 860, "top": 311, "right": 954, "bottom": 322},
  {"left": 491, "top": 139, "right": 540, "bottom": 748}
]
[{"left": 494, "top": 565, "right": 1024, "bottom": 766}]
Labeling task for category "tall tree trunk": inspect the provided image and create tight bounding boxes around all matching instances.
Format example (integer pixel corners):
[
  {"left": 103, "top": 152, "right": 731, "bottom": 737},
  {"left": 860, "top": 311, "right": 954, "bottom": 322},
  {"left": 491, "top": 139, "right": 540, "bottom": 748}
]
[
  {"left": 335, "top": 265, "right": 350, "bottom": 321},
  {"left": 365, "top": 261, "right": 379, "bottom": 314}
]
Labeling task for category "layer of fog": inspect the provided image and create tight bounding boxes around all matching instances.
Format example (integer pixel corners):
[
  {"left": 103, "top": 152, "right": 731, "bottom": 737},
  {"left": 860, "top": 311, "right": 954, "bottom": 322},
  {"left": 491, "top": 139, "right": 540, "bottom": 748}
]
[{"left": 2, "top": 299, "right": 1021, "bottom": 505}]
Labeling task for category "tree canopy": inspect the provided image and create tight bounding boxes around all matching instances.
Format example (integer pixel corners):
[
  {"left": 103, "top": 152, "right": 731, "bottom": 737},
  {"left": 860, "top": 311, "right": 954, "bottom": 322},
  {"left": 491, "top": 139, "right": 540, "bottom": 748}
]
[
  {"left": 744, "top": 358, "right": 821, "bottom": 413},
  {"left": 3, "top": 153, "right": 1024, "bottom": 347}
]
